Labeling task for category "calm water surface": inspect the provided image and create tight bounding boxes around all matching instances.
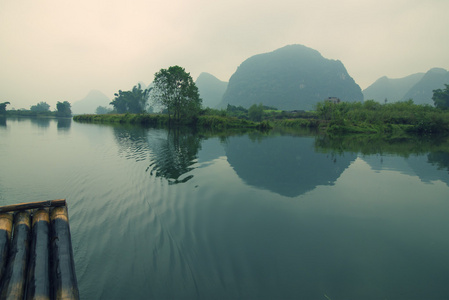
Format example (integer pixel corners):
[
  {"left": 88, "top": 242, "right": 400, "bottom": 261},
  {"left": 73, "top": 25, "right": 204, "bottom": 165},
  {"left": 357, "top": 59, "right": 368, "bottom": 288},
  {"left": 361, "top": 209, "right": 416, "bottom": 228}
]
[{"left": 1, "top": 117, "right": 448, "bottom": 299}]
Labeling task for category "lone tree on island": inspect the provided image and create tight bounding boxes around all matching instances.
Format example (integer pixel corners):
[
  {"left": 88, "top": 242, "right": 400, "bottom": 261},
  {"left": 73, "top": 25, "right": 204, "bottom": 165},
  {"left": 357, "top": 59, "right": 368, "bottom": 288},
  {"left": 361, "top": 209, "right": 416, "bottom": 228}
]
[
  {"left": 151, "top": 66, "right": 202, "bottom": 123},
  {"left": 56, "top": 101, "right": 72, "bottom": 117}
]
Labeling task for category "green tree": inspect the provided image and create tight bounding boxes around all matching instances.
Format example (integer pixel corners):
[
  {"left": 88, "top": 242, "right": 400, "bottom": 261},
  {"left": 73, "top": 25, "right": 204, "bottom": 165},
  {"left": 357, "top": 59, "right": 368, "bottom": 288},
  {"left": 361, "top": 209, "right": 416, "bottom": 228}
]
[
  {"left": 226, "top": 104, "right": 248, "bottom": 119},
  {"left": 110, "top": 91, "right": 127, "bottom": 113},
  {"left": 95, "top": 106, "right": 112, "bottom": 115},
  {"left": 151, "top": 66, "right": 202, "bottom": 123},
  {"left": 30, "top": 101, "right": 50, "bottom": 113},
  {"left": 432, "top": 84, "right": 449, "bottom": 109},
  {"left": 110, "top": 84, "right": 151, "bottom": 114},
  {"left": 316, "top": 101, "right": 334, "bottom": 120},
  {"left": 56, "top": 101, "right": 72, "bottom": 117},
  {"left": 248, "top": 103, "right": 264, "bottom": 121},
  {"left": 0, "top": 102, "right": 10, "bottom": 114}
]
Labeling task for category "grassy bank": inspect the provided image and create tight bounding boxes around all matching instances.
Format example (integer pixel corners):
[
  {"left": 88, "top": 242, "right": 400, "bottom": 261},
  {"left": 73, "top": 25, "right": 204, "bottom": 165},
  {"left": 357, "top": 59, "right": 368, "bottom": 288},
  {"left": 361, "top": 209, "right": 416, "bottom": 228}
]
[
  {"left": 73, "top": 113, "right": 169, "bottom": 126},
  {"left": 315, "top": 100, "right": 449, "bottom": 135},
  {"left": 272, "top": 118, "right": 320, "bottom": 129},
  {"left": 73, "top": 113, "right": 270, "bottom": 130},
  {"left": 268, "top": 100, "right": 449, "bottom": 136},
  {"left": 74, "top": 100, "right": 449, "bottom": 136}
]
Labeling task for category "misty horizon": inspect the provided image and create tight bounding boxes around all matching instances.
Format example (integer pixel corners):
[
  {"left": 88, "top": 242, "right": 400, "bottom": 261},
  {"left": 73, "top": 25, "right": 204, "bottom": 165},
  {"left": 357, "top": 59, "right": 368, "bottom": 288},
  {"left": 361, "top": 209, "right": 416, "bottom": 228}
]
[{"left": 1, "top": 0, "right": 448, "bottom": 109}]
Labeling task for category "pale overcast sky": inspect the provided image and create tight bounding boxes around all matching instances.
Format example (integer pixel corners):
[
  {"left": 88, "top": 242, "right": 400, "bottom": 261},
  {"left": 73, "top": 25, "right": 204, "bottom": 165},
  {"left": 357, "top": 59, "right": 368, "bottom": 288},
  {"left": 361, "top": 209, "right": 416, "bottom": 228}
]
[{"left": 1, "top": 0, "right": 448, "bottom": 109}]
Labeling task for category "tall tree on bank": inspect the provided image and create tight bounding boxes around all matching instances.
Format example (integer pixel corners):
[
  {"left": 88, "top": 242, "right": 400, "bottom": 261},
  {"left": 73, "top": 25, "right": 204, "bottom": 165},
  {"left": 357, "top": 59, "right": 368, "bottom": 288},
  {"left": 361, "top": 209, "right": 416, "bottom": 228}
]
[
  {"left": 95, "top": 106, "right": 112, "bottom": 115},
  {"left": 0, "top": 102, "right": 10, "bottom": 114},
  {"left": 151, "top": 66, "right": 202, "bottom": 123},
  {"left": 56, "top": 101, "right": 72, "bottom": 117},
  {"left": 432, "top": 84, "right": 449, "bottom": 109},
  {"left": 248, "top": 103, "right": 264, "bottom": 121},
  {"left": 110, "top": 84, "right": 151, "bottom": 114}
]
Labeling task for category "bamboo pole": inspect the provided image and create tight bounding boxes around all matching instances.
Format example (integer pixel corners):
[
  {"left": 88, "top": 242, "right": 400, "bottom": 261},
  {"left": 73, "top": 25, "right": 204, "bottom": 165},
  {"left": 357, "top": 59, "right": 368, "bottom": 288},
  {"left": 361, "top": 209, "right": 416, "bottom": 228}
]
[
  {"left": 0, "top": 211, "right": 31, "bottom": 299},
  {"left": 0, "top": 213, "right": 13, "bottom": 283},
  {"left": 0, "top": 199, "right": 66, "bottom": 213},
  {"left": 50, "top": 206, "right": 79, "bottom": 300},
  {"left": 25, "top": 208, "right": 51, "bottom": 300}
]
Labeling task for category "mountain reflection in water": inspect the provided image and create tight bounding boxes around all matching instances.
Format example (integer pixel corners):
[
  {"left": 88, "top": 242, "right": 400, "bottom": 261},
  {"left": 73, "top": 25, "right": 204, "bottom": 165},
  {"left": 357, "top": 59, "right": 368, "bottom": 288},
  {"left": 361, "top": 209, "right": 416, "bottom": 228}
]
[
  {"left": 224, "top": 133, "right": 357, "bottom": 197},
  {"left": 111, "top": 125, "right": 449, "bottom": 194},
  {"left": 316, "top": 134, "right": 449, "bottom": 186}
]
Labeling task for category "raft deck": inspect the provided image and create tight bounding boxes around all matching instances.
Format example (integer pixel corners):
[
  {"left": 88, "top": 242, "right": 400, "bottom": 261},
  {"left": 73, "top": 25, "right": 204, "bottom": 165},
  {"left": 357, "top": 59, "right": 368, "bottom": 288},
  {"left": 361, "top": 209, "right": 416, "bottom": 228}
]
[{"left": 0, "top": 199, "right": 79, "bottom": 299}]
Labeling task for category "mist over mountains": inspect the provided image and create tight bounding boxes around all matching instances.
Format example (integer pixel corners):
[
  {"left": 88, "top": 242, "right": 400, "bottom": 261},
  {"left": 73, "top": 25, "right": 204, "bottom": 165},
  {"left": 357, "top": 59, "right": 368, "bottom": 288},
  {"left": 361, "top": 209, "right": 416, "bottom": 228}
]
[
  {"left": 71, "top": 89, "right": 111, "bottom": 114},
  {"left": 363, "top": 68, "right": 449, "bottom": 105},
  {"left": 195, "top": 73, "right": 228, "bottom": 108}
]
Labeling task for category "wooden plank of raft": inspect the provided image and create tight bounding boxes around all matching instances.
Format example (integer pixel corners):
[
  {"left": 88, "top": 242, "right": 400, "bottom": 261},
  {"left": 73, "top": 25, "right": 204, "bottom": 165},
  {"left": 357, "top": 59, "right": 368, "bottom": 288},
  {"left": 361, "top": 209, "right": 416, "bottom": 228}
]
[
  {"left": 50, "top": 206, "right": 79, "bottom": 300},
  {"left": 0, "top": 213, "right": 13, "bottom": 283},
  {"left": 0, "top": 199, "right": 66, "bottom": 213},
  {"left": 0, "top": 211, "right": 31, "bottom": 299},
  {"left": 26, "top": 208, "right": 51, "bottom": 300}
]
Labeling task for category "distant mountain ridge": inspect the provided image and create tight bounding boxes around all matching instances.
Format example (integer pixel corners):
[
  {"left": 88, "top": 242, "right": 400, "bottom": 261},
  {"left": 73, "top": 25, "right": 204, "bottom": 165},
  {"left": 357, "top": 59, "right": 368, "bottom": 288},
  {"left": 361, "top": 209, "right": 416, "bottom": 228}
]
[
  {"left": 195, "top": 73, "right": 228, "bottom": 108},
  {"left": 72, "top": 90, "right": 111, "bottom": 114},
  {"left": 363, "top": 68, "right": 449, "bottom": 105},
  {"left": 402, "top": 68, "right": 449, "bottom": 105},
  {"left": 218, "top": 44, "right": 363, "bottom": 110},
  {"left": 363, "top": 73, "right": 425, "bottom": 103}
]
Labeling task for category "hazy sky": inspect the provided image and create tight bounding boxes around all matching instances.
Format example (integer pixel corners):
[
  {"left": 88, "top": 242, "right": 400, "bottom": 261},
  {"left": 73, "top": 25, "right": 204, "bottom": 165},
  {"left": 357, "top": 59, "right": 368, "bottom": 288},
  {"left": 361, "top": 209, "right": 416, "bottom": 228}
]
[{"left": 1, "top": 0, "right": 448, "bottom": 109}]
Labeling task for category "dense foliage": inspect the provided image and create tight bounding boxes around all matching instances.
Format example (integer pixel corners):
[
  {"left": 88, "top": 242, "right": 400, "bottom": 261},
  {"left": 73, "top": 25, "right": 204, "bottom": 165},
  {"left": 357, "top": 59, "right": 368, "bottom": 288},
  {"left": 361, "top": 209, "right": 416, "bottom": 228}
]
[
  {"left": 95, "top": 106, "right": 113, "bottom": 114},
  {"left": 432, "top": 84, "right": 449, "bottom": 109},
  {"left": 110, "top": 84, "right": 150, "bottom": 114},
  {"left": 2, "top": 101, "right": 72, "bottom": 117},
  {"left": 151, "top": 66, "right": 202, "bottom": 123},
  {"left": 0, "top": 102, "right": 9, "bottom": 114},
  {"left": 56, "top": 101, "right": 72, "bottom": 117},
  {"left": 30, "top": 101, "right": 50, "bottom": 113},
  {"left": 220, "top": 104, "right": 278, "bottom": 120},
  {"left": 73, "top": 113, "right": 170, "bottom": 126},
  {"left": 73, "top": 113, "right": 267, "bottom": 130},
  {"left": 248, "top": 103, "right": 264, "bottom": 121},
  {"left": 316, "top": 99, "right": 449, "bottom": 134}
]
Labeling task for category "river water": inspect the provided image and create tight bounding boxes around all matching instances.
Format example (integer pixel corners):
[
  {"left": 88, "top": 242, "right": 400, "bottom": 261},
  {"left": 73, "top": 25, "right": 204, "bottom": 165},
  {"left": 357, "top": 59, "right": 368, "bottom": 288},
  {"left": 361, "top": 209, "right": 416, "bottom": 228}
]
[{"left": 1, "top": 117, "right": 448, "bottom": 299}]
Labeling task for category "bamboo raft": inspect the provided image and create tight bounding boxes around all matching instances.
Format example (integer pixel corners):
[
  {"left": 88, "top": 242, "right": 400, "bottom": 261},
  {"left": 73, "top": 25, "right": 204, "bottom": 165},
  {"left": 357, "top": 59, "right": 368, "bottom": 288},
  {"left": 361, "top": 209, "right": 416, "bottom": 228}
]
[{"left": 0, "top": 199, "right": 79, "bottom": 299}]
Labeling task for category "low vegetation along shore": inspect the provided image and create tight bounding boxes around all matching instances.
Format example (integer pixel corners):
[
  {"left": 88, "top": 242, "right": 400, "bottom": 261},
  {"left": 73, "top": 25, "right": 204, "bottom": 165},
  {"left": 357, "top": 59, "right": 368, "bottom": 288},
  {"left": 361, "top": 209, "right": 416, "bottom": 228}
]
[
  {"left": 73, "top": 99, "right": 449, "bottom": 136},
  {"left": 272, "top": 100, "right": 449, "bottom": 136},
  {"left": 73, "top": 113, "right": 271, "bottom": 130}
]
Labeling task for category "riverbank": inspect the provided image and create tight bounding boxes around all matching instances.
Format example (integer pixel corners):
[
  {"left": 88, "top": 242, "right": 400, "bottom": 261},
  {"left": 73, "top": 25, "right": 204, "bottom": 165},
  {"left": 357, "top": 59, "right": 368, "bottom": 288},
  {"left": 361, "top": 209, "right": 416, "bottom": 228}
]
[
  {"left": 73, "top": 100, "right": 449, "bottom": 136},
  {"left": 73, "top": 114, "right": 271, "bottom": 130},
  {"left": 271, "top": 100, "right": 449, "bottom": 136}
]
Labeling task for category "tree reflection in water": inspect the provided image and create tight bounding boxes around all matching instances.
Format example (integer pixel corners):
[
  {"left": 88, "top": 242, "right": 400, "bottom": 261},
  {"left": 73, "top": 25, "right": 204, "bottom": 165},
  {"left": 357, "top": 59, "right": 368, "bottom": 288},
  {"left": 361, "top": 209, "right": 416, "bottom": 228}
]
[
  {"left": 30, "top": 117, "right": 50, "bottom": 129},
  {"left": 113, "top": 125, "right": 202, "bottom": 184},
  {"left": 146, "top": 128, "right": 201, "bottom": 184},
  {"left": 428, "top": 151, "right": 449, "bottom": 173},
  {"left": 316, "top": 134, "right": 449, "bottom": 185},
  {"left": 57, "top": 118, "right": 72, "bottom": 131}
]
